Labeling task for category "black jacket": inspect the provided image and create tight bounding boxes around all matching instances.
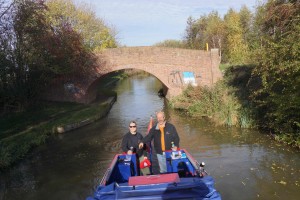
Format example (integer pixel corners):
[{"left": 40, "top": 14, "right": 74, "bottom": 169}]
[
  {"left": 142, "top": 122, "right": 180, "bottom": 155},
  {"left": 121, "top": 132, "right": 146, "bottom": 157}
]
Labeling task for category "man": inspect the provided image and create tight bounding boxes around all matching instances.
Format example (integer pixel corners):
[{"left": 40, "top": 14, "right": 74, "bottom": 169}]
[
  {"left": 121, "top": 121, "right": 150, "bottom": 175},
  {"left": 139, "top": 111, "right": 180, "bottom": 174}
]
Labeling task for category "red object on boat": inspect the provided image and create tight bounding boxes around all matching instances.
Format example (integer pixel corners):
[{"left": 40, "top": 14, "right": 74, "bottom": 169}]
[
  {"left": 128, "top": 173, "right": 180, "bottom": 186},
  {"left": 140, "top": 158, "right": 151, "bottom": 169}
]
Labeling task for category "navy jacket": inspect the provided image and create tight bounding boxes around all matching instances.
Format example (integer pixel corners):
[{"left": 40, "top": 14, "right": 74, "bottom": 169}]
[
  {"left": 142, "top": 122, "right": 180, "bottom": 155},
  {"left": 121, "top": 132, "right": 146, "bottom": 157}
]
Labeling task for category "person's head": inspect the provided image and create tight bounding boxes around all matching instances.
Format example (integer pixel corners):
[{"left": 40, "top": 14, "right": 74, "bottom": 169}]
[
  {"left": 128, "top": 121, "right": 137, "bottom": 134},
  {"left": 156, "top": 111, "right": 166, "bottom": 126}
]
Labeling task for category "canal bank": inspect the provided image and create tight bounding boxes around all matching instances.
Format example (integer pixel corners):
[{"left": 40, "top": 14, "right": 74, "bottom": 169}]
[
  {"left": 0, "top": 95, "right": 117, "bottom": 170},
  {"left": 56, "top": 96, "right": 116, "bottom": 133},
  {"left": 0, "top": 69, "right": 129, "bottom": 170}
]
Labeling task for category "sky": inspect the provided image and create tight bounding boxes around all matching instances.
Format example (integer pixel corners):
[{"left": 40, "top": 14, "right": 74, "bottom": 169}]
[{"left": 85, "top": 0, "right": 259, "bottom": 47}]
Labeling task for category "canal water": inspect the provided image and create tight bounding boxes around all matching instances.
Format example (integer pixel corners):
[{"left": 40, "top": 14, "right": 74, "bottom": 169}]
[{"left": 0, "top": 74, "right": 299, "bottom": 200}]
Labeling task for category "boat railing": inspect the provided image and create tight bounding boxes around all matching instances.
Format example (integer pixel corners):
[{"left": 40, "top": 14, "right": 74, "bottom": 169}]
[
  {"left": 183, "top": 150, "right": 208, "bottom": 177},
  {"left": 100, "top": 168, "right": 111, "bottom": 186},
  {"left": 100, "top": 154, "right": 122, "bottom": 185}
]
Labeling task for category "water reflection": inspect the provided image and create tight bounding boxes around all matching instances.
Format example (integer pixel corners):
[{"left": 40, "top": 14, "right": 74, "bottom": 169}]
[
  {"left": 0, "top": 75, "right": 299, "bottom": 200},
  {"left": 169, "top": 111, "right": 300, "bottom": 199}
]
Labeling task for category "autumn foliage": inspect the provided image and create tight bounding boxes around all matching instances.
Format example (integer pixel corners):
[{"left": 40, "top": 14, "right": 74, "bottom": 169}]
[{"left": 0, "top": 0, "right": 117, "bottom": 112}]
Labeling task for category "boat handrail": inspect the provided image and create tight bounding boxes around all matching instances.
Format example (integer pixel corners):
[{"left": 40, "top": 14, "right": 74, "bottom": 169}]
[
  {"left": 100, "top": 154, "right": 120, "bottom": 185},
  {"left": 182, "top": 149, "right": 208, "bottom": 177},
  {"left": 100, "top": 168, "right": 111, "bottom": 185}
]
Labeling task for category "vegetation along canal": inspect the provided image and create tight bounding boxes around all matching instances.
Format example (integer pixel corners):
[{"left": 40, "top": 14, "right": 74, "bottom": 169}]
[{"left": 0, "top": 74, "right": 299, "bottom": 200}]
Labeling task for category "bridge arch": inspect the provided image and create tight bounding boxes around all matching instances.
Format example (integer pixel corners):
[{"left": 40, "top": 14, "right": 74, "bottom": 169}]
[{"left": 86, "top": 65, "right": 174, "bottom": 101}]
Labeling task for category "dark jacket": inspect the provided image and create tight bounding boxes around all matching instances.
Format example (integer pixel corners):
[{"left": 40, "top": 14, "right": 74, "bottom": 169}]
[
  {"left": 121, "top": 132, "right": 146, "bottom": 157},
  {"left": 142, "top": 122, "right": 180, "bottom": 155}
]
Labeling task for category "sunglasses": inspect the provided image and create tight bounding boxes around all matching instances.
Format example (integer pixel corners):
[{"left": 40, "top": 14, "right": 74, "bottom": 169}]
[{"left": 129, "top": 126, "right": 136, "bottom": 128}]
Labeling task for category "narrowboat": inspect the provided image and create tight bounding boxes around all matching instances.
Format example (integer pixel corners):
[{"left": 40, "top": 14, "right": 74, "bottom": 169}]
[{"left": 87, "top": 149, "right": 221, "bottom": 199}]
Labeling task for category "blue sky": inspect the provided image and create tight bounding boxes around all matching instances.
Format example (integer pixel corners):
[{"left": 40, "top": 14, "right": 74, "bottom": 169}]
[{"left": 85, "top": 0, "right": 259, "bottom": 46}]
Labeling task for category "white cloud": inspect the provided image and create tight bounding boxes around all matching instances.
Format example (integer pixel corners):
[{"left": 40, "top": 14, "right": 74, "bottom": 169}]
[{"left": 84, "top": 0, "right": 258, "bottom": 46}]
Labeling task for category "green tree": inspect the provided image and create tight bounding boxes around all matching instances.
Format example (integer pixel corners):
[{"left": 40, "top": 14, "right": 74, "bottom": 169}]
[
  {"left": 4, "top": 0, "right": 51, "bottom": 108},
  {"left": 183, "top": 16, "right": 200, "bottom": 49},
  {"left": 251, "top": 0, "right": 300, "bottom": 142},
  {"left": 183, "top": 13, "right": 225, "bottom": 51},
  {"left": 46, "top": 0, "right": 118, "bottom": 52},
  {"left": 204, "top": 11, "right": 225, "bottom": 54},
  {"left": 239, "top": 5, "right": 253, "bottom": 43},
  {"left": 246, "top": 2, "right": 266, "bottom": 59},
  {"left": 223, "top": 8, "right": 250, "bottom": 64}
]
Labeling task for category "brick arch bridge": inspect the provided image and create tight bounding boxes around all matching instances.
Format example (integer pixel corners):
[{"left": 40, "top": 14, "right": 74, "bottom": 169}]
[{"left": 46, "top": 47, "right": 222, "bottom": 103}]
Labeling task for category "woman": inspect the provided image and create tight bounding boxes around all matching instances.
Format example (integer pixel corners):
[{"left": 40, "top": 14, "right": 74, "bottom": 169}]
[{"left": 121, "top": 121, "right": 150, "bottom": 175}]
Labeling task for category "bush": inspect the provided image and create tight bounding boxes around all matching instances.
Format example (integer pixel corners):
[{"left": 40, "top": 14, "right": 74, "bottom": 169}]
[{"left": 171, "top": 81, "right": 254, "bottom": 128}]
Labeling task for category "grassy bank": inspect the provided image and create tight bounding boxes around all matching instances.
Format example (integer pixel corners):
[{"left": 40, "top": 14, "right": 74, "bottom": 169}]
[
  {"left": 170, "top": 64, "right": 300, "bottom": 148},
  {"left": 169, "top": 81, "right": 254, "bottom": 128},
  {"left": 0, "top": 98, "right": 116, "bottom": 169}
]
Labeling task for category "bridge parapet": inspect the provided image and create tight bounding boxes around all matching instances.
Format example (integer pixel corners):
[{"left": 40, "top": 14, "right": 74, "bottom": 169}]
[
  {"left": 98, "top": 47, "right": 213, "bottom": 68},
  {"left": 98, "top": 46, "right": 221, "bottom": 89}
]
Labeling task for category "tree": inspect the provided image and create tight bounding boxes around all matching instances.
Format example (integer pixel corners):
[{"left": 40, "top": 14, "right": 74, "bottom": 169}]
[
  {"left": 183, "top": 16, "right": 199, "bottom": 49},
  {"left": 204, "top": 11, "right": 225, "bottom": 54},
  {"left": 239, "top": 5, "right": 253, "bottom": 43},
  {"left": 183, "top": 13, "right": 225, "bottom": 51},
  {"left": 223, "top": 8, "right": 250, "bottom": 64},
  {"left": 3, "top": 0, "right": 52, "bottom": 108},
  {"left": 0, "top": 0, "right": 99, "bottom": 110},
  {"left": 46, "top": 0, "right": 118, "bottom": 52},
  {"left": 251, "top": 0, "right": 300, "bottom": 138}
]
